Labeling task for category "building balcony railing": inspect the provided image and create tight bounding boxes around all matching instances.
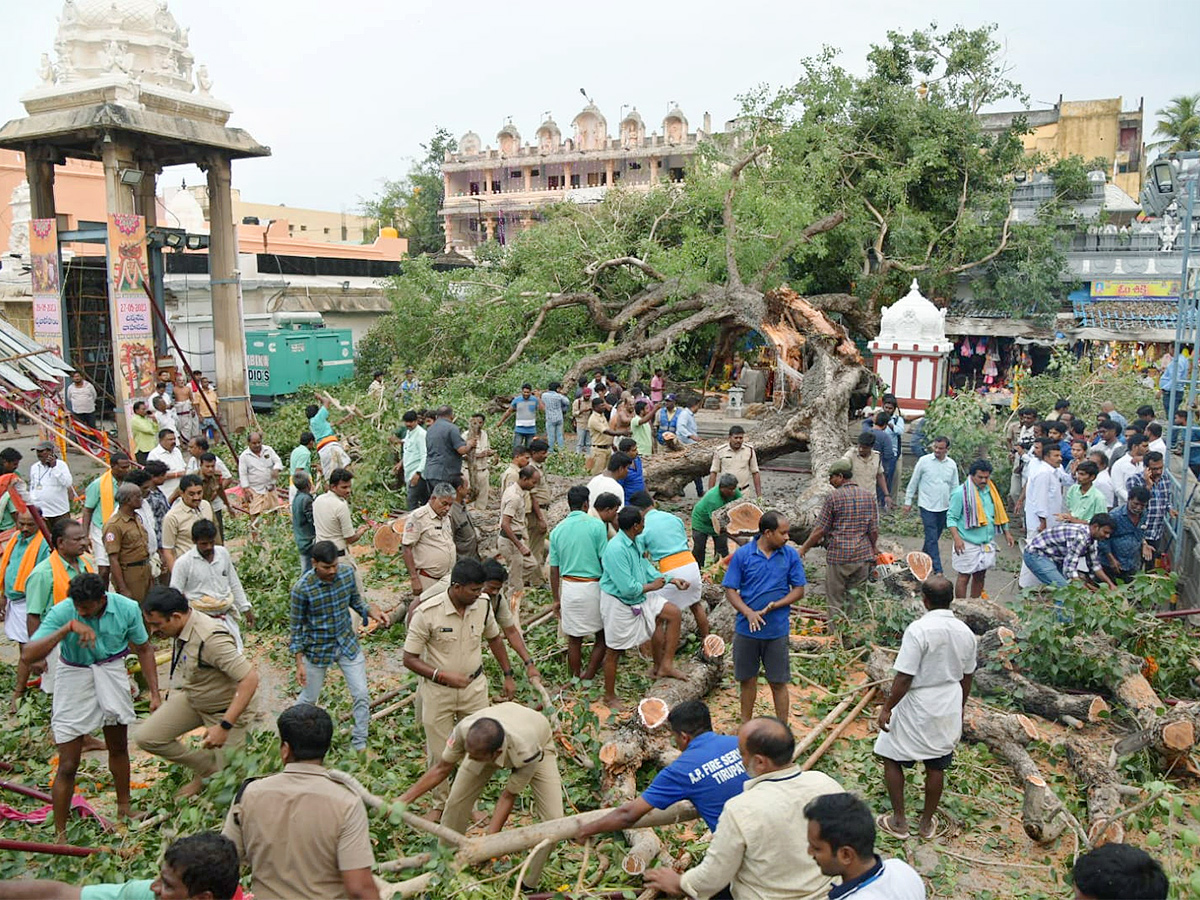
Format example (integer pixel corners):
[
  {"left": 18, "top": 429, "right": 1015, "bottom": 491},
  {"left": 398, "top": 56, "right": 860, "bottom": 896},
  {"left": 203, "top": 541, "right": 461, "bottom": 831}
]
[{"left": 440, "top": 177, "right": 684, "bottom": 210}]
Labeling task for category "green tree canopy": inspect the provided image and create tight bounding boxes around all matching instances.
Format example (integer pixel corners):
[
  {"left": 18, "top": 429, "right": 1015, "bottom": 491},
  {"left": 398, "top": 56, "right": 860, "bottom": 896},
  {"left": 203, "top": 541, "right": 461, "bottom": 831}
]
[
  {"left": 360, "top": 127, "right": 456, "bottom": 255},
  {"left": 1151, "top": 93, "right": 1200, "bottom": 154}
]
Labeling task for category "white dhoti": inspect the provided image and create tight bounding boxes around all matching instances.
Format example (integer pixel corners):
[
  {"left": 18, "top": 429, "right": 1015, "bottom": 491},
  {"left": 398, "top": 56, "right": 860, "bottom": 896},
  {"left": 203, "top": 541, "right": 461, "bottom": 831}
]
[
  {"left": 4, "top": 597, "right": 28, "bottom": 643},
  {"left": 51, "top": 656, "right": 137, "bottom": 743},
  {"left": 40, "top": 644, "right": 60, "bottom": 694},
  {"left": 318, "top": 441, "right": 351, "bottom": 474},
  {"left": 600, "top": 590, "right": 668, "bottom": 651},
  {"left": 90, "top": 523, "right": 110, "bottom": 567},
  {"left": 873, "top": 681, "right": 963, "bottom": 762},
  {"left": 950, "top": 541, "right": 995, "bottom": 575},
  {"left": 559, "top": 580, "right": 602, "bottom": 637},
  {"left": 659, "top": 560, "right": 702, "bottom": 609},
  {"left": 189, "top": 598, "right": 245, "bottom": 651}
]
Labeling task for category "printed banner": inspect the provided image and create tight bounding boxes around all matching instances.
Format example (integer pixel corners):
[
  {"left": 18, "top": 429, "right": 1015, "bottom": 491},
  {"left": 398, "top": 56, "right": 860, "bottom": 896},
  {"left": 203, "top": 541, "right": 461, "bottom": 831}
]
[
  {"left": 1091, "top": 280, "right": 1181, "bottom": 298},
  {"left": 29, "top": 218, "right": 63, "bottom": 356},
  {"left": 107, "top": 214, "right": 156, "bottom": 447}
]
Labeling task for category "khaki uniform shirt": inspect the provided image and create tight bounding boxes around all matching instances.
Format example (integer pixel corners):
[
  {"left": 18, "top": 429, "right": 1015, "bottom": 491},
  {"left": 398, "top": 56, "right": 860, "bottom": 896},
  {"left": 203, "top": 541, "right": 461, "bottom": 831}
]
[
  {"left": 679, "top": 766, "right": 841, "bottom": 900},
  {"left": 498, "top": 484, "right": 529, "bottom": 540},
  {"left": 587, "top": 411, "right": 612, "bottom": 449},
  {"left": 499, "top": 463, "right": 531, "bottom": 512},
  {"left": 401, "top": 504, "right": 456, "bottom": 578},
  {"left": 403, "top": 590, "right": 500, "bottom": 678},
  {"left": 528, "top": 461, "right": 552, "bottom": 510},
  {"left": 710, "top": 444, "right": 760, "bottom": 490},
  {"left": 103, "top": 509, "right": 150, "bottom": 565},
  {"left": 841, "top": 448, "right": 884, "bottom": 494},
  {"left": 161, "top": 499, "right": 215, "bottom": 554},
  {"left": 222, "top": 762, "right": 374, "bottom": 900},
  {"left": 482, "top": 588, "right": 515, "bottom": 629},
  {"left": 442, "top": 702, "right": 553, "bottom": 793},
  {"left": 171, "top": 610, "right": 255, "bottom": 714}
]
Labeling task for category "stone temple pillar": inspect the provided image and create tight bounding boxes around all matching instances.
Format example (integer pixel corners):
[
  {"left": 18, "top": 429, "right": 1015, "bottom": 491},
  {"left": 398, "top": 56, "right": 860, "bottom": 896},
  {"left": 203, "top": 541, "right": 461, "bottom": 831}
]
[
  {"left": 23, "top": 148, "right": 57, "bottom": 220},
  {"left": 205, "top": 154, "right": 252, "bottom": 433}
]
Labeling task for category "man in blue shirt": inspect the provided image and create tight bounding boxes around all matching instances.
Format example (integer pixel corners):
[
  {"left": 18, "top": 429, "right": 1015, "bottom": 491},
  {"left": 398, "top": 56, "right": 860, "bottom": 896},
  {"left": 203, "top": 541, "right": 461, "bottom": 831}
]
[
  {"left": 540, "top": 381, "right": 572, "bottom": 452},
  {"left": 1097, "top": 487, "right": 1152, "bottom": 582},
  {"left": 576, "top": 701, "right": 746, "bottom": 841},
  {"left": 616, "top": 438, "right": 646, "bottom": 502},
  {"left": 497, "top": 384, "right": 543, "bottom": 453},
  {"left": 1160, "top": 353, "right": 1190, "bottom": 419},
  {"left": 724, "top": 510, "right": 807, "bottom": 724}
]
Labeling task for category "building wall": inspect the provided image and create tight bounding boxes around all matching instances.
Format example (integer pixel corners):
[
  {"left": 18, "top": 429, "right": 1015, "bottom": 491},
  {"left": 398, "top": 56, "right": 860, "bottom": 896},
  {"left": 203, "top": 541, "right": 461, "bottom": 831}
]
[
  {"left": 0, "top": 149, "right": 109, "bottom": 253},
  {"left": 1013, "top": 98, "right": 1144, "bottom": 197},
  {"left": 185, "top": 187, "right": 377, "bottom": 245}
]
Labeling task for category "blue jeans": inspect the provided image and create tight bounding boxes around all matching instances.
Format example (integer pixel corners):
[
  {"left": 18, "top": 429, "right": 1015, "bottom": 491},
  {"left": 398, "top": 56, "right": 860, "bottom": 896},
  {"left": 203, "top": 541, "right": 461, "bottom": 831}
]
[
  {"left": 297, "top": 650, "right": 369, "bottom": 749},
  {"left": 1023, "top": 550, "right": 1069, "bottom": 587},
  {"left": 299, "top": 553, "right": 312, "bottom": 575},
  {"left": 513, "top": 430, "right": 535, "bottom": 453},
  {"left": 546, "top": 419, "right": 564, "bottom": 451},
  {"left": 919, "top": 507, "right": 947, "bottom": 573},
  {"left": 575, "top": 426, "right": 591, "bottom": 454}
]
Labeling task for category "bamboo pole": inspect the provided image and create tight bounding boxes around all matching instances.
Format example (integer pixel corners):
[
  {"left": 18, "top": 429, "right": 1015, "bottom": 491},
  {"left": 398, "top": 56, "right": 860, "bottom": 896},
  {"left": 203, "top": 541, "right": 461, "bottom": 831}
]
[
  {"left": 799, "top": 687, "right": 878, "bottom": 772},
  {"left": 791, "top": 694, "right": 857, "bottom": 762}
]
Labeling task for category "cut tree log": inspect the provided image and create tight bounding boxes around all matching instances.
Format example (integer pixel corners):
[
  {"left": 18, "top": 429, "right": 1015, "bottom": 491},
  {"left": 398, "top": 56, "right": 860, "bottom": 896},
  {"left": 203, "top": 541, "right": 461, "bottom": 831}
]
[
  {"left": 972, "top": 669, "right": 1111, "bottom": 725},
  {"left": 950, "top": 596, "right": 1020, "bottom": 635},
  {"left": 1066, "top": 737, "right": 1126, "bottom": 846},
  {"left": 1109, "top": 703, "right": 1200, "bottom": 764}
]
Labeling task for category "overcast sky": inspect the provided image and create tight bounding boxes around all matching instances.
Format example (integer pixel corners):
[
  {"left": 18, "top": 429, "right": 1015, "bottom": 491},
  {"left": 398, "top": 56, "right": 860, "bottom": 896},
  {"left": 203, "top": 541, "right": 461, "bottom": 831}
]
[{"left": 2, "top": 0, "right": 1197, "bottom": 214}]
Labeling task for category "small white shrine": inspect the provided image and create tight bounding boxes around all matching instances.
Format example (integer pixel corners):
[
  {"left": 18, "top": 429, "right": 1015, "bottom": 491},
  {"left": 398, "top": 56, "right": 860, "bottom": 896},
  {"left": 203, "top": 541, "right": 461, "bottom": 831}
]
[{"left": 868, "top": 280, "right": 953, "bottom": 415}]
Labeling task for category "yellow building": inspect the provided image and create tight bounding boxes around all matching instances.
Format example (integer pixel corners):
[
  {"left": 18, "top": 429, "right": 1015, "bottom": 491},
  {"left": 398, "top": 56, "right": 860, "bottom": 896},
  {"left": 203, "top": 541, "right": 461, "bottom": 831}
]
[
  {"left": 979, "top": 97, "right": 1144, "bottom": 197},
  {"left": 184, "top": 186, "right": 378, "bottom": 244}
]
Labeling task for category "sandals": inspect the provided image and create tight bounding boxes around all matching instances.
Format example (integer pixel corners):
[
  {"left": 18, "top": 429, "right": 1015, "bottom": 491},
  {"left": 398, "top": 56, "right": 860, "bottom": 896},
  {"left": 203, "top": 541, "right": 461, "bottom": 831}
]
[
  {"left": 876, "top": 813, "right": 909, "bottom": 839},
  {"left": 918, "top": 814, "right": 944, "bottom": 840}
]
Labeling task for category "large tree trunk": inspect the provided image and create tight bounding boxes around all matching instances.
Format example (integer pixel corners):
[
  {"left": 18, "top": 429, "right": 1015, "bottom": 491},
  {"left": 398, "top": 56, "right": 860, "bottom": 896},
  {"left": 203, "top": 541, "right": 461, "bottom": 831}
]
[{"left": 1066, "top": 737, "right": 1126, "bottom": 846}]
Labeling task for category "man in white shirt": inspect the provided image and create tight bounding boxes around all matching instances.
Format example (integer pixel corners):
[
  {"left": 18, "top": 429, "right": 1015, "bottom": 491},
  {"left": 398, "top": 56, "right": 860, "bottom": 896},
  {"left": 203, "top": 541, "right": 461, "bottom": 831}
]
[
  {"left": 313, "top": 468, "right": 370, "bottom": 559},
  {"left": 152, "top": 396, "right": 179, "bottom": 438},
  {"left": 644, "top": 717, "right": 842, "bottom": 900},
  {"left": 147, "top": 428, "right": 187, "bottom": 500},
  {"left": 1109, "top": 434, "right": 1146, "bottom": 507},
  {"left": 237, "top": 432, "right": 283, "bottom": 537},
  {"left": 65, "top": 373, "right": 98, "bottom": 429},
  {"left": 28, "top": 441, "right": 73, "bottom": 528},
  {"left": 170, "top": 518, "right": 253, "bottom": 650},
  {"left": 587, "top": 452, "right": 630, "bottom": 511},
  {"left": 1089, "top": 451, "right": 1116, "bottom": 509},
  {"left": 805, "top": 793, "right": 926, "bottom": 899},
  {"left": 1093, "top": 420, "right": 1124, "bottom": 463},
  {"left": 1025, "top": 441, "right": 1070, "bottom": 535},
  {"left": 1146, "top": 422, "right": 1167, "bottom": 457}
]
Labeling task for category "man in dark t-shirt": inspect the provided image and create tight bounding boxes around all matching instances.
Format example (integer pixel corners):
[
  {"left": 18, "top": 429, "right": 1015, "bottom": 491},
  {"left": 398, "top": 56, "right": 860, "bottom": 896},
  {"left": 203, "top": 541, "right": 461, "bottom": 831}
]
[
  {"left": 576, "top": 701, "right": 746, "bottom": 838},
  {"left": 423, "top": 406, "right": 476, "bottom": 492}
]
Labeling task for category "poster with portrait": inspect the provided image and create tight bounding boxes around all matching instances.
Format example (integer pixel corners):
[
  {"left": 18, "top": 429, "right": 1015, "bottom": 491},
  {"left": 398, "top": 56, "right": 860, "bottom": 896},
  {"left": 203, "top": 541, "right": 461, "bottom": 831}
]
[
  {"left": 107, "top": 214, "right": 157, "bottom": 446},
  {"left": 29, "top": 218, "right": 64, "bottom": 356}
]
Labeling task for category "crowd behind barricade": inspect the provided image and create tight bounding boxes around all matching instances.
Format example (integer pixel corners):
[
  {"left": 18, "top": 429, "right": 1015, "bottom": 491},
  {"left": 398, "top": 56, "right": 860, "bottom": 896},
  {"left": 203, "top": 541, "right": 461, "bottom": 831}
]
[{"left": 0, "top": 366, "right": 1179, "bottom": 900}]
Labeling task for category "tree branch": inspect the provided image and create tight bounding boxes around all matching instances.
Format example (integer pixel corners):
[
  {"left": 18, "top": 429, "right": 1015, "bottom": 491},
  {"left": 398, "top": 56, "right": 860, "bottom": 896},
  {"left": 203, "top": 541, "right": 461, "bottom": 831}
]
[
  {"left": 943, "top": 208, "right": 1014, "bottom": 274},
  {"left": 584, "top": 256, "right": 666, "bottom": 282},
  {"left": 723, "top": 146, "right": 770, "bottom": 289},
  {"left": 751, "top": 210, "right": 847, "bottom": 291}
]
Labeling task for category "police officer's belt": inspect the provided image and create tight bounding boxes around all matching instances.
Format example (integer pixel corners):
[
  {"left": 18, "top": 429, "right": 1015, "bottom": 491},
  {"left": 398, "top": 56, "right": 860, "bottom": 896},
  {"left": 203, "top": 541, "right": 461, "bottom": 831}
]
[{"left": 123, "top": 559, "right": 149, "bottom": 567}]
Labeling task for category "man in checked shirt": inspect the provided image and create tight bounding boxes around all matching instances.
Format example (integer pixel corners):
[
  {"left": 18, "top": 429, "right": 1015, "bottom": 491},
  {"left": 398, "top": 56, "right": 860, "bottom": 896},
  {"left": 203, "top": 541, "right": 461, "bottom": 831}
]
[
  {"left": 1022, "top": 514, "right": 1117, "bottom": 590},
  {"left": 1123, "top": 450, "right": 1173, "bottom": 566},
  {"left": 290, "top": 541, "right": 386, "bottom": 751}
]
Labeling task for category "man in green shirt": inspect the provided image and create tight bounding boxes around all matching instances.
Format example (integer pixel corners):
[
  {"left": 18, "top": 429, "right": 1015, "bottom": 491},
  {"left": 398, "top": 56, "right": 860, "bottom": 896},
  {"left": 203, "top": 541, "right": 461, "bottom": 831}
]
[
  {"left": 599, "top": 507, "right": 687, "bottom": 707},
  {"left": 691, "top": 474, "right": 741, "bottom": 566},
  {"left": 288, "top": 431, "right": 317, "bottom": 507},
  {"left": 0, "top": 831, "right": 240, "bottom": 899},
  {"left": 548, "top": 485, "right": 613, "bottom": 680},
  {"left": 1063, "top": 461, "right": 1110, "bottom": 525},
  {"left": 0, "top": 446, "right": 25, "bottom": 530},
  {"left": 946, "top": 459, "right": 1014, "bottom": 600},
  {"left": 3, "top": 510, "right": 51, "bottom": 711},
  {"left": 130, "top": 401, "right": 158, "bottom": 464},
  {"left": 23, "top": 572, "right": 161, "bottom": 840}
]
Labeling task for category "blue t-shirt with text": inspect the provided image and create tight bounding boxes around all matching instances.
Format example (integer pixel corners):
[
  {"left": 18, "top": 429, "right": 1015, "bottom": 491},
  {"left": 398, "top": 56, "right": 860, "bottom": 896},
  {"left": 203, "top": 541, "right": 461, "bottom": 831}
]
[{"left": 640, "top": 732, "right": 747, "bottom": 831}]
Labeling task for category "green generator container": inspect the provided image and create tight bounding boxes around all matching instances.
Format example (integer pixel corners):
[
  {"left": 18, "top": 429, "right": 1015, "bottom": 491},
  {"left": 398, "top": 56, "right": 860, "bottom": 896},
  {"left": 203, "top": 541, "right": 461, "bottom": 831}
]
[{"left": 246, "top": 316, "right": 355, "bottom": 410}]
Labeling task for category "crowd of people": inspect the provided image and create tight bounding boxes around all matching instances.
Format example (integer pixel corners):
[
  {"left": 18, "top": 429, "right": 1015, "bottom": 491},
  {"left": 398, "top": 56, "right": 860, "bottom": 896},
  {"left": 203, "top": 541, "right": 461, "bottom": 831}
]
[{"left": 0, "top": 369, "right": 1178, "bottom": 899}]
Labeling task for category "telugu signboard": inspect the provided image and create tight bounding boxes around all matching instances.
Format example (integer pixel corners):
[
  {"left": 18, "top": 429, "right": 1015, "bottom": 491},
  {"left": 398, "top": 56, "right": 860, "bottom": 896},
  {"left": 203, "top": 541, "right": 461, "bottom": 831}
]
[
  {"left": 28, "top": 218, "right": 63, "bottom": 356},
  {"left": 107, "top": 214, "right": 156, "bottom": 447},
  {"left": 1091, "top": 280, "right": 1181, "bottom": 298}
]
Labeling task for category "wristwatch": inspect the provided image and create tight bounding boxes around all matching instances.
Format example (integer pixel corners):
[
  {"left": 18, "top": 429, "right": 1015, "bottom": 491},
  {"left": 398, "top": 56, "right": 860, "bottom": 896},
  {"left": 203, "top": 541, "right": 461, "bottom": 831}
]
[
  {"left": 219, "top": 719, "right": 234, "bottom": 731},
  {"left": 502, "top": 668, "right": 513, "bottom": 678}
]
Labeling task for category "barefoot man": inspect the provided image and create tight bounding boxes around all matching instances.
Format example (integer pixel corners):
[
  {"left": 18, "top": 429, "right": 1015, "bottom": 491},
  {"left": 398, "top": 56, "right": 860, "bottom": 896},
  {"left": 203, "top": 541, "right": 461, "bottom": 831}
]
[
  {"left": 22, "top": 572, "right": 161, "bottom": 839},
  {"left": 598, "top": 507, "right": 686, "bottom": 707}
]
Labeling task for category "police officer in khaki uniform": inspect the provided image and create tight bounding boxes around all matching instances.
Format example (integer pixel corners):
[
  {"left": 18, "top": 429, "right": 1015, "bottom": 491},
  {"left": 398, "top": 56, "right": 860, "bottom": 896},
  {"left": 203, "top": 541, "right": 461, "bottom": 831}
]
[
  {"left": 709, "top": 424, "right": 763, "bottom": 497},
  {"left": 499, "top": 447, "right": 531, "bottom": 498},
  {"left": 498, "top": 466, "right": 541, "bottom": 613},
  {"left": 526, "top": 439, "right": 552, "bottom": 565},
  {"left": 399, "top": 701, "right": 564, "bottom": 892},
  {"left": 401, "top": 482, "right": 457, "bottom": 603},
  {"left": 137, "top": 586, "right": 259, "bottom": 797},
  {"left": 103, "top": 482, "right": 153, "bottom": 601},
  {"left": 402, "top": 559, "right": 515, "bottom": 818},
  {"left": 223, "top": 704, "right": 378, "bottom": 900}
]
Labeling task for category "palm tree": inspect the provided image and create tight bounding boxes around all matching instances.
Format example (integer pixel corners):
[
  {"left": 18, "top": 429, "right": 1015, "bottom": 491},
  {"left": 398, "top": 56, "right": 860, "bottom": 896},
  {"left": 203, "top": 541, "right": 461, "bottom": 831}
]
[{"left": 1149, "top": 94, "right": 1200, "bottom": 153}]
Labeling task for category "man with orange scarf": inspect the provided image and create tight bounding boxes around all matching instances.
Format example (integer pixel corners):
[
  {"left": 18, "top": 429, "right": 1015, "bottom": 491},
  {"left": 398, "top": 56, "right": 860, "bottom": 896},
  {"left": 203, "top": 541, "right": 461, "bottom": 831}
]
[
  {"left": 946, "top": 459, "right": 1014, "bottom": 599},
  {"left": 2, "top": 510, "right": 50, "bottom": 711},
  {"left": 81, "top": 451, "right": 132, "bottom": 581},
  {"left": 23, "top": 519, "right": 97, "bottom": 697}
]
